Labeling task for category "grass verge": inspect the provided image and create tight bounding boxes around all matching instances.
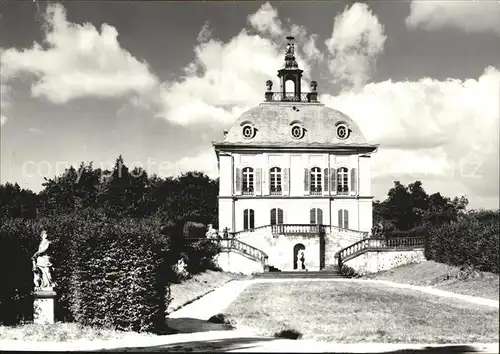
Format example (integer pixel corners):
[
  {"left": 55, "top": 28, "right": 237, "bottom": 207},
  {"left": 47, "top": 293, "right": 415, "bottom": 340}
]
[
  {"left": 362, "top": 261, "right": 499, "bottom": 300},
  {"left": 0, "top": 322, "right": 156, "bottom": 342},
  {"left": 223, "top": 281, "right": 499, "bottom": 343}
]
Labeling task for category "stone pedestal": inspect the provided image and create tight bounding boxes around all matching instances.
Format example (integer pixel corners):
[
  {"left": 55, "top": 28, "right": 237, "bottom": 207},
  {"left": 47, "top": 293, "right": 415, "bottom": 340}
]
[{"left": 33, "top": 289, "right": 56, "bottom": 324}]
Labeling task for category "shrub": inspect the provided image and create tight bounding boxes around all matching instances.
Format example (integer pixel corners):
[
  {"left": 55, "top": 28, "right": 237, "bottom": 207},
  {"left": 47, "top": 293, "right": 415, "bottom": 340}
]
[
  {"left": 208, "top": 313, "right": 230, "bottom": 324},
  {"left": 384, "top": 224, "right": 429, "bottom": 239},
  {"left": 274, "top": 328, "right": 302, "bottom": 340},
  {"left": 183, "top": 221, "right": 207, "bottom": 239},
  {"left": 70, "top": 218, "right": 170, "bottom": 333},
  {"left": 183, "top": 239, "right": 221, "bottom": 275},
  {"left": 425, "top": 210, "right": 499, "bottom": 274},
  {"left": 340, "top": 264, "right": 361, "bottom": 278},
  {"left": 0, "top": 218, "right": 40, "bottom": 325}
]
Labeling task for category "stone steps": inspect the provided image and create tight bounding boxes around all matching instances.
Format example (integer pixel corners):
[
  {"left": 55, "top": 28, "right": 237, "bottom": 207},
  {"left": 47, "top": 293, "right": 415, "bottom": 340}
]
[{"left": 253, "top": 270, "right": 346, "bottom": 279}]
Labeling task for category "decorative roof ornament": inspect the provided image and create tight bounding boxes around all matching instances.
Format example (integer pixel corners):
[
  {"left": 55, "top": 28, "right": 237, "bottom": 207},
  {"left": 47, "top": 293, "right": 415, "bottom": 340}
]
[{"left": 284, "top": 36, "right": 299, "bottom": 69}]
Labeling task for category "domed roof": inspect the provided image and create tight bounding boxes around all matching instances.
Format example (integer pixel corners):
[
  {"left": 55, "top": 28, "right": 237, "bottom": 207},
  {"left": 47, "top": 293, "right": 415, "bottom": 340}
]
[
  {"left": 212, "top": 36, "right": 377, "bottom": 152},
  {"left": 214, "top": 102, "right": 376, "bottom": 149}
]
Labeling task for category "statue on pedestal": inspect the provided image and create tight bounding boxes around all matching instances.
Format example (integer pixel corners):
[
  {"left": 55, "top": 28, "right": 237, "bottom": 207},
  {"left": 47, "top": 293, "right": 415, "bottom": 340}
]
[
  {"left": 32, "top": 230, "right": 55, "bottom": 290},
  {"left": 205, "top": 224, "right": 218, "bottom": 239},
  {"left": 296, "top": 249, "right": 306, "bottom": 270}
]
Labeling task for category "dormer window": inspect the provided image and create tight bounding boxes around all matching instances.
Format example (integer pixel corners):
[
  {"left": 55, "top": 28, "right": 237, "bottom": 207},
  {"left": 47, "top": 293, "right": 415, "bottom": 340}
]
[
  {"left": 291, "top": 125, "right": 305, "bottom": 139},
  {"left": 336, "top": 124, "right": 349, "bottom": 140},
  {"left": 289, "top": 120, "right": 305, "bottom": 140},
  {"left": 242, "top": 124, "right": 256, "bottom": 139}
]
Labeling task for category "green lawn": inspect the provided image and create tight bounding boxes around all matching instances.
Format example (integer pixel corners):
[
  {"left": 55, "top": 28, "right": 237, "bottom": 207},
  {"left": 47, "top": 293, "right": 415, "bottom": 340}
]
[
  {"left": 362, "top": 261, "right": 500, "bottom": 300},
  {"left": 224, "top": 281, "right": 499, "bottom": 343},
  {"left": 0, "top": 322, "right": 156, "bottom": 342}
]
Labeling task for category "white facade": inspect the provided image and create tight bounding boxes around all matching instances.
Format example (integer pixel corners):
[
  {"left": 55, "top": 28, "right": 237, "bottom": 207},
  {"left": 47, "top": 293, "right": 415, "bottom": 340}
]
[{"left": 217, "top": 152, "right": 374, "bottom": 234}]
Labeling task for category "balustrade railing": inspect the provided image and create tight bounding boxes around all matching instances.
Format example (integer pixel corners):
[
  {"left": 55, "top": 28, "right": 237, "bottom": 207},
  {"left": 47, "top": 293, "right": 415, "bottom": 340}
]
[
  {"left": 268, "top": 92, "right": 317, "bottom": 103},
  {"left": 334, "top": 237, "right": 425, "bottom": 266},
  {"left": 231, "top": 224, "right": 368, "bottom": 239},
  {"left": 219, "top": 238, "right": 268, "bottom": 265},
  {"left": 271, "top": 224, "right": 321, "bottom": 234}
]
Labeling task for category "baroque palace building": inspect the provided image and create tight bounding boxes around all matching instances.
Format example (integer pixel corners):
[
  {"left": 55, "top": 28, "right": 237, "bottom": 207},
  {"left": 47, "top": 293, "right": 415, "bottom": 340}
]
[{"left": 212, "top": 37, "right": 379, "bottom": 272}]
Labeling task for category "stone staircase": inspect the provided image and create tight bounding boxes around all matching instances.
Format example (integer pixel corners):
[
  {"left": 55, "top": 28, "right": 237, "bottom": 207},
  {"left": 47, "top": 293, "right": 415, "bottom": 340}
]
[{"left": 253, "top": 265, "right": 346, "bottom": 279}]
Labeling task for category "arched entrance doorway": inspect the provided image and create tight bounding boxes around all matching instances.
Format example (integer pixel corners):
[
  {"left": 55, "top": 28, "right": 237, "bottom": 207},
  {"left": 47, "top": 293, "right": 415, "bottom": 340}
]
[{"left": 293, "top": 243, "right": 305, "bottom": 270}]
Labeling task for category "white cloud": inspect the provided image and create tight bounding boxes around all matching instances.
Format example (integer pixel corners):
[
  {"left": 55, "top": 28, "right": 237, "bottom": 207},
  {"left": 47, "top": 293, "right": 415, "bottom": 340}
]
[
  {"left": 197, "top": 21, "right": 212, "bottom": 43},
  {"left": 291, "top": 24, "right": 323, "bottom": 63},
  {"left": 248, "top": 2, "right": 283, "bottom": 37},
  {"left": 155, "top": 3, "right": 319, "bottom": 127},
  {"left": 324, "top": 2, "right": 387, "bottom": 91},
  {"left": 322, "top": 66, "right": 500, "bottom": 205},
  {"left": 0, "top": 3, "right": 158, "bottom": 104},
  {"left": 406, "top": 1, "right": 500, "bottom": 36},
  {"left": 155, "top": 31, "right": 282, "bottom": 127},
  {"left": 1, "top": 80, "right": 11, "bottom": 126}
]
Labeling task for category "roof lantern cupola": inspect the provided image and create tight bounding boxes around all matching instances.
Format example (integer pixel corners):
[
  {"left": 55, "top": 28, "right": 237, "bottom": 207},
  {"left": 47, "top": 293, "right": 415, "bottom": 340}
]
[{"left": 264, "top": 36, "right": 318, "bottom": 103}]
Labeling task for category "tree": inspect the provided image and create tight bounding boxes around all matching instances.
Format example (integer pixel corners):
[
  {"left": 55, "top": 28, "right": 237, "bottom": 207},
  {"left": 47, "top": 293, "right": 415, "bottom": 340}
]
[
  {"left": 97, "top": 156, "right": 151, "bottom": 219},
  {"left": 38, "top": 162, "right": 102, "bottom": 216},
  {"left": 385, "top": 181, "right": 414, "bottom": 230},
  {"left": 373, "top": 180, "right": 469, "bottom": 232},
  {"left": 0, "top": 183, "right": 38, "bottom": 220}
]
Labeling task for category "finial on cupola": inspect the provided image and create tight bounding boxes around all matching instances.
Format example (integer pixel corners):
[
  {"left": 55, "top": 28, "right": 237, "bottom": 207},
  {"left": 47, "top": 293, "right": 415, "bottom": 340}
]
[
  {"left": 284, "top": 36, "right": 298, "bottom": 69},
  {"left": 265, "top": 80, "right": 274, "bottom": 101},
  {"left": 266, "top": 80, "right": 273, "bottom": 92}
]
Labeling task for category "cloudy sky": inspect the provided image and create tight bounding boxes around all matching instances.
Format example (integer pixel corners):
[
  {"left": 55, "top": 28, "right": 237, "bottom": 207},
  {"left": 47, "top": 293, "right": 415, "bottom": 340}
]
[{"left": 1, "top": 1, "right": 499, "bottom": 209}]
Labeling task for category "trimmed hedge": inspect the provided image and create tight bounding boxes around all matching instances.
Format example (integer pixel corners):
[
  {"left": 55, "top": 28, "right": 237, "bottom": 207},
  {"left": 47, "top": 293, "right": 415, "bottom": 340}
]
[
  {"left": 0, "top": 218, "right": 40, "bottom": 325},
  {"left": 183, "top": 239, "right": 221, "bottom": 275},
  {"left": 425, "top": 210, "right": 499, "bottom": 274},
  {"left": 1, "top": 209, "right": 225, "bottom": 329},
  {"left": 70, "top": 218, "right": 169, "bottom": 333}
]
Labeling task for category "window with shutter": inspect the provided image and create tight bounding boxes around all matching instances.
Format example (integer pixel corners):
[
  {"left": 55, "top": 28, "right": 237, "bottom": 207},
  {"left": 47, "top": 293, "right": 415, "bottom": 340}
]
[
  {"left": 310, "top": 167, "right": 322, "bottom": 195},
  {"left": 242, "top": 167, "right": 254, "bottom": 195},
  {"left": 337, "top": 167, "right": 349, "bottom": 194},
  {"left": 343, "top": 210, "right": 349, "bottom": 229},
  {"left": 283, "top": 168, "right": 290, "bottom": 195},
  {"left": 235, "top": 168, "right": 242, "bottom": 194},
  {"left": 317, "top": 209, "right": 323, "bottom": 224},
  {"left": 350, "top": 168, "right": 357, "bottom": 193},
  {"left": 304, "top": 168, "right": 310, "bottom": 195},
  {"left": 255, "top": 168, "right": 262, "bottom": 195},
  {"left": 330, "top": 168, "right": 337, "bottom": 194},
  {"left": 270, "top": 208, "right": 277, "bottom": 225},
  {"left": 270, "top": 167, "right": 282, "bottom": 195},
  {"left": 338, "top": 209, "right": 343, "bottom": 228},
  {"left": 244, "top": 209, "right": 249, "bottom": 230},
  {"left": 277, "top": 208, "right": 284, "bottom": 224},
  {"left": 250, "top": 209, "right": 255, "bottom": 229},
  {"left": 310, "top": 208, "right": 323, "bottom": 224},
  {"left": 243, "top": 209, "right": 255, "bottom": 230},
  {"left": 323, "top": 168, "right": 329, "bottom": 193}
]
